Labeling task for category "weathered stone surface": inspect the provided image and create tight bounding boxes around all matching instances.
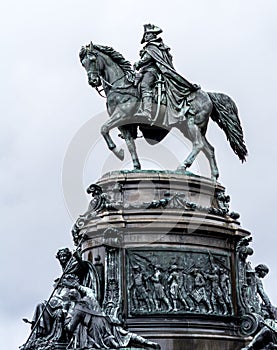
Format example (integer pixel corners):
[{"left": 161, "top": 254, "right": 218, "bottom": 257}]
[
  {"left": 75, "top": 171, "right": 246, "bottom": 245},
  {"left": 76, "top": 171, "right": 251, "bottom": 349}
]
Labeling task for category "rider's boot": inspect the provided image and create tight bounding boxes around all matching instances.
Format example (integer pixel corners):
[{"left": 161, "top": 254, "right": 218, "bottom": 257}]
[{"left": 135, "top": 95, "right": 152, "bottom": 121}]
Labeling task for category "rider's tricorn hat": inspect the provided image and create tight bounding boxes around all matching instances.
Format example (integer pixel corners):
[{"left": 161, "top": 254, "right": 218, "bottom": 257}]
[{"left": 141, "top": 24, "right": 163, "bottom": 44}]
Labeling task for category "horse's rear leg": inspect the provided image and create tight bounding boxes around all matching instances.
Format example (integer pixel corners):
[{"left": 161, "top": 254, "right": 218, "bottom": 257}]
[
  {"left": 177, "top": 117, "right": 204, "bottom": 171},
  {"left": 202, "top": 136, "right": 219, "bottom": 180}
]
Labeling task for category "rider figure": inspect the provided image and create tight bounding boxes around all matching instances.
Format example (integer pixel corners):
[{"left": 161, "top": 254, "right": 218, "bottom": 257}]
[{"left": 133, "top": 24, "right": 200, "bottom": 121}]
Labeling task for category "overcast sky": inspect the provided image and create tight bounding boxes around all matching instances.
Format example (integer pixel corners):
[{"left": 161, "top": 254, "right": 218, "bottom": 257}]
[{"left": 0, "top": 0, "right": 277, "bottom": 348}]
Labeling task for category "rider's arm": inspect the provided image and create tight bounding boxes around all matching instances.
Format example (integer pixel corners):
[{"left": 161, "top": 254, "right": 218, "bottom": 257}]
[{"left": 134, "top": 51, "right": 152, "bottom": 70}]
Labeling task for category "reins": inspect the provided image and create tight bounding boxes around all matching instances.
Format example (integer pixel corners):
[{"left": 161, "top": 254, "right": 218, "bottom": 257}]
[{"left": 95, "top": 75, "right": 126, "bottom": 99}]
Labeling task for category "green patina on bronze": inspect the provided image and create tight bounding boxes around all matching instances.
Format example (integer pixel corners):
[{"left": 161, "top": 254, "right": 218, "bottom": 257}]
[{"left": 80, "top": 24, "right": 248, "bottom": 180}]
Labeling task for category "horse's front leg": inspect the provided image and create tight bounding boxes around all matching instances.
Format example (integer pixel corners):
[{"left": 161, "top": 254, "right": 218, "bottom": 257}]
[
  {"left": 120, "top": 127, "right": 141, "bottom": 170},
  {"left": 101, "top": 116, "right": 125, "bottom": 161}
]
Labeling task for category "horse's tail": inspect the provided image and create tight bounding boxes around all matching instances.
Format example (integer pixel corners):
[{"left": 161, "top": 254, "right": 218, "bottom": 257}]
[{"left": 208, "top": 92, "right": 248, "bottom": 162}]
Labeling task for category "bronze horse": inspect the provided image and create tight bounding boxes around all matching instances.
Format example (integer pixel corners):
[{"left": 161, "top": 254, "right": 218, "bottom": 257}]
[{"left": 80, "top": 43, "right": 247, "bottom": 180}]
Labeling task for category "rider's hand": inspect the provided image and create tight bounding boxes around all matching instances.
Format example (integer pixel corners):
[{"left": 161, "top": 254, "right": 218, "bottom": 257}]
[{"left": 133, "top": 62, "right": 140, "bottom": 71}]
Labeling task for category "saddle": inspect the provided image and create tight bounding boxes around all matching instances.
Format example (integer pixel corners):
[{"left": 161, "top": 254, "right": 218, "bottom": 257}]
[{"left": 135, "top": 72, "right": 196, "bottom": 126}]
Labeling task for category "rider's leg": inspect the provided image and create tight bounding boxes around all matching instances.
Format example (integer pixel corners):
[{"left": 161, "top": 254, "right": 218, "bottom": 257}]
[{"left": 135, "top": 71, "right": 156, "bottom": 120}]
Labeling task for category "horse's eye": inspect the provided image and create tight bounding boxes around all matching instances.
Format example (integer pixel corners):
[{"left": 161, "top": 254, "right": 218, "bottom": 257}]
[{"left": 88, "top": 55, "right": 96, "bottom": 61}]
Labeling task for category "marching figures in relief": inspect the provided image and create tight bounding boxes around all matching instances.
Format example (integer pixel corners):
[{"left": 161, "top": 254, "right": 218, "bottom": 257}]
[{"left": 127, "top": 251, "right": 233, "bottom": 316}]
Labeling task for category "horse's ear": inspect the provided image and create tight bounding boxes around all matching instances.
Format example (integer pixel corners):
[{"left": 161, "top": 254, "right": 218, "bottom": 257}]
[
  {"left": 79, "top": 46, "right": 85, "bottom": 61},
  {"left": 90, "top": 42, "right": 94, "bottom": 50}
]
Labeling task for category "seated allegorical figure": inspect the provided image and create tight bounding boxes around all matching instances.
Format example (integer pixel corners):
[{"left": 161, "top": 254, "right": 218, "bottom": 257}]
[
  {"left": 65, "top": 280, "right": 161, "bottom": 349},
  {"left": 21, "top": 247, "right": 100, "bottom": 349},
  {"left": 21, "top": 274, "right": 78, "bottom": 349}
]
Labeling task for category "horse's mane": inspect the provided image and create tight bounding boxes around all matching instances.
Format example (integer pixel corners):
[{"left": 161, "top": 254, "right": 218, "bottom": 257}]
[{"left": 80, "top": 43, "right": 135, "bottom": 82}]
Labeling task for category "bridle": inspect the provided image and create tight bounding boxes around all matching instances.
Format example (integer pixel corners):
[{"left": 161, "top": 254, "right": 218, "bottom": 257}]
[
  {"left": 86, "top": 51, "right": 125, "bottom": 99},
  {"left": 97, "top": 75, "right": 126, "bottom": 98}
]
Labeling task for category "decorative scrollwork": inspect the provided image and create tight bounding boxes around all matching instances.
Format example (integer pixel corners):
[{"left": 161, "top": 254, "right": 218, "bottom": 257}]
[
  {"left": 240, "top": 313, "right": 263, "bottom": 336},
  {"left": 147, "top": 189, "right": 240, "bottom": 219},
  {"left": 71, "top": 184, "right": 122, "bottom": 244}
]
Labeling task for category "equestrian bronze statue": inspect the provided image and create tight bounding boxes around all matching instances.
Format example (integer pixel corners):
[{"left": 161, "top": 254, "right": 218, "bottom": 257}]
[{"left": 80, "top": 25, "right": 247, "bottom": 180}]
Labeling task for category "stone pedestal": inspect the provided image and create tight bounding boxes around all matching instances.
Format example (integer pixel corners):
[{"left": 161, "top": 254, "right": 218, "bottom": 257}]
[{"left": 75, "top": 171, "right": 251, "bottom": 350}]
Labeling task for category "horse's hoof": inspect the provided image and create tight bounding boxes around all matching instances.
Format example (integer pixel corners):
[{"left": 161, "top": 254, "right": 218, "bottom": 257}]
[
  {"left": 134, "top": 163, "right": 141, "bottom": 170},
  {"left": 176, "top": 165, "right": 187, "bottom": 172},
  {"left": 211, "top": 173, "right": 219, "bottom": 181},
  {"left": 112, "top": 147, "right": 124, "bottom": 161}
]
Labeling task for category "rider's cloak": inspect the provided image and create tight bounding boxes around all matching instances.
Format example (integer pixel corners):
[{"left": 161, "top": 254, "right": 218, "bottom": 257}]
[{"left": 142, "top": 38, "right": 198, "bottom": 126}]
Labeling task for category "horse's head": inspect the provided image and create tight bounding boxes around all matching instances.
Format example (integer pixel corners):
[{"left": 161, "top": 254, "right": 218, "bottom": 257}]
[
  {"left": 80, "top": 43, "right": 136, "bottom": 92},
  {"left": 79, "top": 42, "right": 101, "bottom": 87}
]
